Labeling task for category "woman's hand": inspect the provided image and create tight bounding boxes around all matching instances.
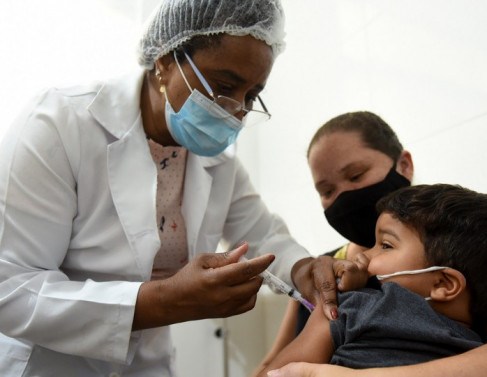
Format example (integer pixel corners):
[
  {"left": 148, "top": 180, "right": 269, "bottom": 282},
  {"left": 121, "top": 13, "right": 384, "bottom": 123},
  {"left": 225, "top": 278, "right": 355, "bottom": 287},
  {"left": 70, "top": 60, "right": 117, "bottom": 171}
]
[
  {"left": 133, "top": 242, "right": 274, "bottom": 330},
  {"left": 291, "top": 253, "right": 370, "bottom": 320}
]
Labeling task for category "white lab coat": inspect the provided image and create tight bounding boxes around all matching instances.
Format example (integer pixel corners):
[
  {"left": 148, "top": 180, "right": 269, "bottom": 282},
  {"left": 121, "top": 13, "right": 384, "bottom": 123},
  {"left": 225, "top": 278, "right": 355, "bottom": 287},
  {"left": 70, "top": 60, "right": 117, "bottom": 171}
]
[{"left": 0, "top": 69, "right": 310, "bottom": 376}]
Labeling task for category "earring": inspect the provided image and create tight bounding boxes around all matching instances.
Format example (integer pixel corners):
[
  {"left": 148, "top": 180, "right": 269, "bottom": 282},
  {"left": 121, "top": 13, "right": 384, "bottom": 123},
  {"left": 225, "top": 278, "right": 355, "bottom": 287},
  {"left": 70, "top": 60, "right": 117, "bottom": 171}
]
[{"left": 155, "top": 67, "right": 165, "bottom": 93}]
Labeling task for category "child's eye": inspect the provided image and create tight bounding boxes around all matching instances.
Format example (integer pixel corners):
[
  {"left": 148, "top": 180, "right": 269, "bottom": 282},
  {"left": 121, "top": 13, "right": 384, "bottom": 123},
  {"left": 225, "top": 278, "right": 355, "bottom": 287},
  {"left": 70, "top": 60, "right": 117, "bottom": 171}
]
[{"left": 381, "top": 242, "right": 393, "bottom": 250}]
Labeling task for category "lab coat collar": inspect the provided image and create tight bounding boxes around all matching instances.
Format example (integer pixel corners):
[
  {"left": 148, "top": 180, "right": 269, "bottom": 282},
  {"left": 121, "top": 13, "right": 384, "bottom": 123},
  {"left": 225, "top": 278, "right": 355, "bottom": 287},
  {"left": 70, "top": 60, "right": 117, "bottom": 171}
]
[{"left": 87, "top": 68, "right": 146, "bottom": 140}]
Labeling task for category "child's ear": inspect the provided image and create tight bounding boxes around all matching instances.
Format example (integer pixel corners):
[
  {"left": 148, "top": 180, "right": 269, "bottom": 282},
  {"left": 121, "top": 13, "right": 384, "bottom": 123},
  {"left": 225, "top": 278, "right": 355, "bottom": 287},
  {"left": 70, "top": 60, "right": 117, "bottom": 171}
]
[{"left": 429, "top": 268, "right": 466, "bottom": 302}]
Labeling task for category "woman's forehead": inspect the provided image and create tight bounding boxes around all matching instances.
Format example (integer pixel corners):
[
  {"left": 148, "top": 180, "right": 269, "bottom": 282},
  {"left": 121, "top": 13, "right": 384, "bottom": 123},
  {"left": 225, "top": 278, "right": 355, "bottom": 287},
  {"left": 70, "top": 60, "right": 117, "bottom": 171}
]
[
  {"left": 191, "top": 35, "right": 274, "bottom": 85},
  {"left": 309, "top": 132, "right": 393, "bottom": 174},
  {"left": 310, "top": 131, "right": 369, "bottom": 163}
]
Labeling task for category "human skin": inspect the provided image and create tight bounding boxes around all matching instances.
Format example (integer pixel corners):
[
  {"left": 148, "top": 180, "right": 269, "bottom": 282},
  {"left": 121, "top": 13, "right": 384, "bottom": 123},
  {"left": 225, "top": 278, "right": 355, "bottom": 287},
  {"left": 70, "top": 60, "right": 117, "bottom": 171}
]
[
  {"left": 365, "top": 213, "right": 430, "bottom": 295},
  {"left": 365, "top": 213, "right": 470, "bottom": 325},
  {"left": 308, "top": 131, "right": 412, "bottom": 209},
  {"left": 133, "top": 243, "right": 276, "bottom": 330}
]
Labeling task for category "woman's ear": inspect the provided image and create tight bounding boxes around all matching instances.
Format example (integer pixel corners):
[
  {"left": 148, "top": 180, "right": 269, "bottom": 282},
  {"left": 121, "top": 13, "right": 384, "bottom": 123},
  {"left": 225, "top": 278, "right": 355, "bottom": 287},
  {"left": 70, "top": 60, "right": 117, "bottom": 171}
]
[
  {"left": 429, "top": 268, "right": 466, "bottom": 302},
  {"left": 396, "top": 150, "right": 414, "bottom": 182},
  {"left": 159, "top": 54, "right": 175, "bottom": 72},
  {"left": 155, "top": 54, "right": 176, "bottom": 88}
]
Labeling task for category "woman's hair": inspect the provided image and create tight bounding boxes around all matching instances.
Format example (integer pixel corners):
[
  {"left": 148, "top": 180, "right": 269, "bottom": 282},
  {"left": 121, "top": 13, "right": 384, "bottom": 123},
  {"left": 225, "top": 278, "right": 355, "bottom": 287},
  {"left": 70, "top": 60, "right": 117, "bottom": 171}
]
[
  {"left": 377, "top": 183, "right": 487, "bottom": 339},
  {"left": 307, "top": 111, "right": 404, "bottom": 161},
  {"left": 137, "top": 0, "right": 286, "bottom": 69},
  {"left": 173, "top": 34, "right": 224, "bottom": 62}
]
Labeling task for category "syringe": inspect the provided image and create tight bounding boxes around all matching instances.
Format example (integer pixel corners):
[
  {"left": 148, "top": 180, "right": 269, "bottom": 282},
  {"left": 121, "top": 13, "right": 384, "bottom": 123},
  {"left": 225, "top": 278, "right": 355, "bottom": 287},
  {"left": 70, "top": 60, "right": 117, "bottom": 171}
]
[{"left": 241, "top": 257, "right": 315, "bottom": 312}]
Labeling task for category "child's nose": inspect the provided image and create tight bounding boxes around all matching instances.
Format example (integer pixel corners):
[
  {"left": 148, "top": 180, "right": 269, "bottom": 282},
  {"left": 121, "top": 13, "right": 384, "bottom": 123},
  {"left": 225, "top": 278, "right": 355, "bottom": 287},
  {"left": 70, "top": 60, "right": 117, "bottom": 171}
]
[{"left": 363, "top": 248, "right": 379, "bottom": 259}]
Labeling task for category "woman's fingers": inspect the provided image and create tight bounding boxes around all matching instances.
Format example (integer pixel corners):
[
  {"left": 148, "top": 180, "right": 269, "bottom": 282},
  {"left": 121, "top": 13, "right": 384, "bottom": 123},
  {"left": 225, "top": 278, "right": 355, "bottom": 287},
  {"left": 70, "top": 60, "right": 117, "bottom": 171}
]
[
  {"left": 292, "top": 255, "right": 371, "bottom": 321},
  {"left": 160, "top": 244, "right": 275, "bottom": 321},
  {"left": 198, "top": 243, "right": 275, "bottom": 286}
]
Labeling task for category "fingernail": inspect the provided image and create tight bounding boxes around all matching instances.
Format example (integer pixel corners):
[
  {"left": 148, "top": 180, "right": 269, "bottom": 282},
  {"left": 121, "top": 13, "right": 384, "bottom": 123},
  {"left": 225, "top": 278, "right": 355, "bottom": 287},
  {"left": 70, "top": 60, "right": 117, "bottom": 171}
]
[
  {"left": 267, "top": 370, "right": 280, "bottom": 376},
  {"left": 331, "top": 307, "right": 338, "bottom": 320}
]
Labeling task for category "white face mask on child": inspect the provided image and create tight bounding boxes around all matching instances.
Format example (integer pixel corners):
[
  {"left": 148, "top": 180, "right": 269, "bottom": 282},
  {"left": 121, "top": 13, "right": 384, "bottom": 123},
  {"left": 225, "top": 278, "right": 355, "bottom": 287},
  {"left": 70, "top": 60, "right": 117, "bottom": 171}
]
[{"left": 376, "top": 266, "right": 448, "bottom": 301}]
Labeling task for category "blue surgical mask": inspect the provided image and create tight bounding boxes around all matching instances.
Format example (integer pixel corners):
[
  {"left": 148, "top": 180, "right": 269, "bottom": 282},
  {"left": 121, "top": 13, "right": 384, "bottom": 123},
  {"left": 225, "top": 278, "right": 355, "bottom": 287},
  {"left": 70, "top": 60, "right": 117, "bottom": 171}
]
[
  {"left": 163, "top": 50, "right": 244, "bottom": 157},
  {"left": 165, "top": 89, "right": 243, "bottom": 157}
]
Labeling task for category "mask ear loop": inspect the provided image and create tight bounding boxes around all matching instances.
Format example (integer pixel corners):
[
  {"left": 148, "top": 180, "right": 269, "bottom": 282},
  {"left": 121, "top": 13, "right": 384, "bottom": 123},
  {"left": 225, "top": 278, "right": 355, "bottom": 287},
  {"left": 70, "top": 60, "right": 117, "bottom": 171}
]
[
  {"left": 377, "top": 266, "right": 448, "bottom": 280},
  {"left": 183, "top": 51, "right": 215, "bottom": 98},
  {"left": 173, "top": 50, "right": 193, "bottom": 94}
]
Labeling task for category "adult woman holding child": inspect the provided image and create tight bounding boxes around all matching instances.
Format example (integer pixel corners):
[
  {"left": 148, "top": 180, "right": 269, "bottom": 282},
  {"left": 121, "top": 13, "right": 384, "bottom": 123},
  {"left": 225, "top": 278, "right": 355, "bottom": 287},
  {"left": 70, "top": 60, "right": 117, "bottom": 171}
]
[
  {"left": 254, "top": 110, "right": 414, "bottom": 374},
  {"left": 259, "top": 111, "right": 487, "bottom": 377}
]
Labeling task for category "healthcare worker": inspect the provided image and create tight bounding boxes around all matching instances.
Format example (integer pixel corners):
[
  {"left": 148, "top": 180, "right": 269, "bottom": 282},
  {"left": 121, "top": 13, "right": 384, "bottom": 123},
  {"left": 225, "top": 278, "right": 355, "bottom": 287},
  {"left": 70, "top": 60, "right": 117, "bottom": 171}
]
[{"left": 0, "top": 0, "right": 326, "bottom": 375}]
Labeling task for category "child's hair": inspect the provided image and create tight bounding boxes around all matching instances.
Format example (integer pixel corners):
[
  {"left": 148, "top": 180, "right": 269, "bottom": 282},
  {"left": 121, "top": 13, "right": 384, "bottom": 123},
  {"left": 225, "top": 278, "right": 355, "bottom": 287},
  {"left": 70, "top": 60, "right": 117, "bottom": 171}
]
[
  {"left": 307, "top": 111, "right": 404, "bottom": 160},
  {"left": 377, "top": 184, "right": 487, "bottom": 338}
]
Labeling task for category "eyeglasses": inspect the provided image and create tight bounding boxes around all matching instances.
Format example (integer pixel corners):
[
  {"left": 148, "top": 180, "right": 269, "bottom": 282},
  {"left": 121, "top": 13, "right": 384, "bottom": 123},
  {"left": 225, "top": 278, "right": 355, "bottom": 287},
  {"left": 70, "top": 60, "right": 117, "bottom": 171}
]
[{"left": 174, "top": 50, "right": 272, "bottom": 127}]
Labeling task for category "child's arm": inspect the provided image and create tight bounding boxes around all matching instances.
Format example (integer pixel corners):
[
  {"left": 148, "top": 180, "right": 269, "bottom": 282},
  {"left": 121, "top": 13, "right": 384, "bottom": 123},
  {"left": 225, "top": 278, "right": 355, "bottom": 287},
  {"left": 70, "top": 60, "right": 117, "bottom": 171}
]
[{"left": 255, "top": 302, "right": 334, "bottom": 377}]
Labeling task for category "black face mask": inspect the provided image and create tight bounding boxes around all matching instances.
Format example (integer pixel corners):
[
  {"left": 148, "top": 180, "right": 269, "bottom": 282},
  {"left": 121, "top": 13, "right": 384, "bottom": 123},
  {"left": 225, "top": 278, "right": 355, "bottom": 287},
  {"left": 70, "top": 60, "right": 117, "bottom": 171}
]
[{"left": 324, "top": 168, "right": 411, "bottom": 248}]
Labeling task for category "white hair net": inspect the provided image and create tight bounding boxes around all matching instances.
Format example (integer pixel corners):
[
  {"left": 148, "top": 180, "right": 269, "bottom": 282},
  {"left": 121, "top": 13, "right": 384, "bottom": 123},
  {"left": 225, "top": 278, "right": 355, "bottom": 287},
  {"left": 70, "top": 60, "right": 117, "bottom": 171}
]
[{"left": 138, "top": 0, "right": 285, "bottom": 69}]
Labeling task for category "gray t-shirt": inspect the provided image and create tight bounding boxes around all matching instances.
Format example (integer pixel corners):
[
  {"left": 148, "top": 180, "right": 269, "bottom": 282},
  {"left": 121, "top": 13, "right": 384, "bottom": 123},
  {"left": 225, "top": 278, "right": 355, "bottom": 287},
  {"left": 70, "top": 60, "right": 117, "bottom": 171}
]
[{"left": 330, "top": 282, "right": 482, "bottom": 368}]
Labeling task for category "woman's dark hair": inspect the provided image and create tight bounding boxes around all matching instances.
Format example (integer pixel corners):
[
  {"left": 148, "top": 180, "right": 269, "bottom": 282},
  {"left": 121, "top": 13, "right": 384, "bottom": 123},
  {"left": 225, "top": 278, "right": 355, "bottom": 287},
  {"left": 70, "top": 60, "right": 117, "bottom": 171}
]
[
  {"left": 307, "top": 111, "right": 404, "bottom": 161},
  {"left": 174, "top": 34, "right": 225, "bottom": 62},
  {"left": 377, "top": 184, "right": 487, "bottom": 339}
]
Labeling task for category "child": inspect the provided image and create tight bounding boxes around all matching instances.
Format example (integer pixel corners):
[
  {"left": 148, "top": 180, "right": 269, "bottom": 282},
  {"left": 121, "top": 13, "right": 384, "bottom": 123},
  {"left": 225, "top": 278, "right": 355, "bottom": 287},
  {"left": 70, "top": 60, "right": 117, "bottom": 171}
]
[{"left": 257, "top": 184, "right": 486, "bottom": 376}]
